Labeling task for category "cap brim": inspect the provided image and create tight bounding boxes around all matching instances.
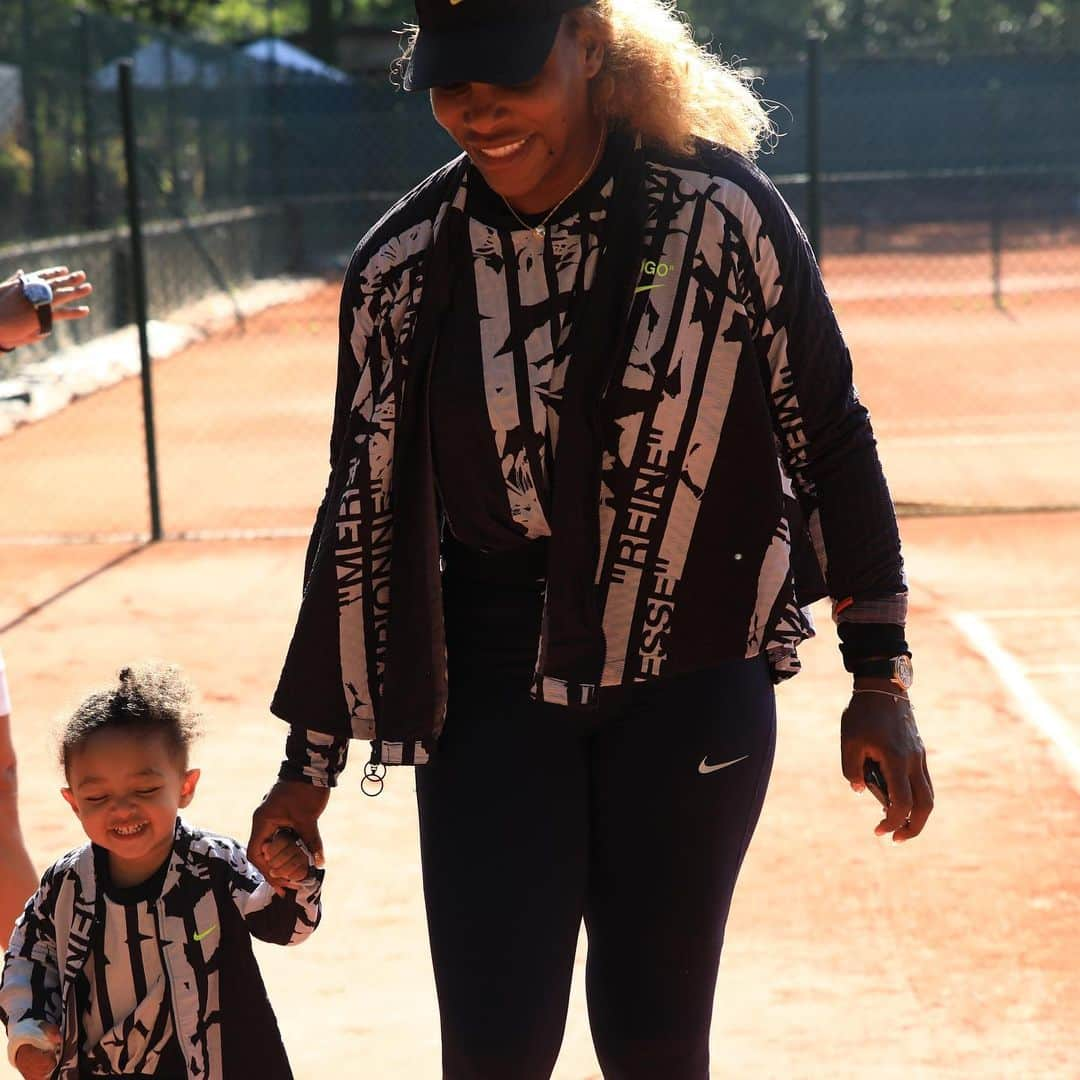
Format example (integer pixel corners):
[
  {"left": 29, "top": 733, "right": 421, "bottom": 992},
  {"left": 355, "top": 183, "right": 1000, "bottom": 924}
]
[{"left": 404, "top": 17, "right": 562, "bottom": 92}]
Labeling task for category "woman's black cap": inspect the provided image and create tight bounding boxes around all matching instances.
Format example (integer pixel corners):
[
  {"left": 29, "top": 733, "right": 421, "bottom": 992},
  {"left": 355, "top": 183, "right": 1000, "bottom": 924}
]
[{"left": 404, "top": 0, "right": 592, "bottom": 92}]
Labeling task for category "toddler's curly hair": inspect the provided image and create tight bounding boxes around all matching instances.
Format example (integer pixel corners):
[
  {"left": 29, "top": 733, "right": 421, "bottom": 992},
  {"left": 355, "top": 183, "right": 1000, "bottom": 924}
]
[{"left": 60, "top": 662, "right": 201, "bottom": 776}]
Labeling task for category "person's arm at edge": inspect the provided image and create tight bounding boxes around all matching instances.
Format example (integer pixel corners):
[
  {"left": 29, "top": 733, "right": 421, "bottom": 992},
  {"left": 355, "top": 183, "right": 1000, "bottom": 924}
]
[{"left": 744, "top": 164, "right": 933, "bottom": 842}]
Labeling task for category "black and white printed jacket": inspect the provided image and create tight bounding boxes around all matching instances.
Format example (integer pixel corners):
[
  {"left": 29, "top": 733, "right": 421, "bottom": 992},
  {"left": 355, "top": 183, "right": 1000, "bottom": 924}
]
[
  {"left": 0, "top": 820, "right": 322, "bottom": 1080},
  {"left": 272, "top": 128, "right": 907, "bottom": 768}
]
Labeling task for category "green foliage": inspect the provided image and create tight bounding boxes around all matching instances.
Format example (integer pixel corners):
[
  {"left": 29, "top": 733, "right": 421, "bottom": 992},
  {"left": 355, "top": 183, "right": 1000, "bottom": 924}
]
[{"left": 44, "top": 0, "right": 1080, "bottom": 56}]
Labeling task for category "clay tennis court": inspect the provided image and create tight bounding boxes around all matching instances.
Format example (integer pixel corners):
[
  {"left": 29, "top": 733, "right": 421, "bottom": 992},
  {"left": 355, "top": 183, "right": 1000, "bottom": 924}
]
[{"left": 1, "top": 260, "right": 1078, "bottom": 1076}]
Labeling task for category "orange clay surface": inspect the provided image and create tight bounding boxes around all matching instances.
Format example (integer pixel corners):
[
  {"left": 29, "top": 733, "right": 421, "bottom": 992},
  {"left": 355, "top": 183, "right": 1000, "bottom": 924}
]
[
  {"left": 2, "top": 259, "right": 1078, "bottom": 542},
  {"left": 1, "top": 276, "right": 1079, "bottom": 1077}
]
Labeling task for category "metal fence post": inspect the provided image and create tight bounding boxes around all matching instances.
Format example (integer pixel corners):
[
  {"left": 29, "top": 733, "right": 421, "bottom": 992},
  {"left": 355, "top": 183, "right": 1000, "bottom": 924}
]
[
  {"left": 164, "top": 35, "right": 182, "bottom": 215},
  {"left": 806, "top": 32, "right": 825, "bottom": 263},
  {"left": 78, "top": 10, "right": 101, "bottom": 230},
  {"left": 119, "top": 60, "right": 164, "bottom": 543},
  {"left": 19, "top": 0, "right": 45, "bottom": 235},
  {"left": 987, "top": 78, "right": 1005, "bottom": 311}
]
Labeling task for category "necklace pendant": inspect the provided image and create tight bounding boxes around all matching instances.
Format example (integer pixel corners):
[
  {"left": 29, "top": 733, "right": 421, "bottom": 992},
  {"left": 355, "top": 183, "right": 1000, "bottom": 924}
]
[{"left": 533, "top": 226, "right": 545, "bottom": 240}]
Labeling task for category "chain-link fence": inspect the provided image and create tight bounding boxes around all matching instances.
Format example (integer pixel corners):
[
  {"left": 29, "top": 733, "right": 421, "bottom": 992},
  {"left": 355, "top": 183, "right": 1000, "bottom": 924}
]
[{"left": 1, "top": 2, "right": 1077, "bottom": 539}]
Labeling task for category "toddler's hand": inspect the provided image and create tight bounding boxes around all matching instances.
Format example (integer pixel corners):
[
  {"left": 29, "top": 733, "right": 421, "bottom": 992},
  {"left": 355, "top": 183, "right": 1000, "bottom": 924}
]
[
  {"left": 14, "top": 1023, "right": 60, "bottom": 1079},
  {"left": 261, "top": 828, "right": 314, "bottom": 891}
]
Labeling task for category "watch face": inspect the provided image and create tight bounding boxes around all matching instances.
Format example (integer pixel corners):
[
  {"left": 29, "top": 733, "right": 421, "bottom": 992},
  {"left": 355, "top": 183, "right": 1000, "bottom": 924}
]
[
  {"left": 22, "top": 280, "right": 53, "bottom": 307},
  {"left": 894, "top": 655, "right": 914, "bottom": 689}
]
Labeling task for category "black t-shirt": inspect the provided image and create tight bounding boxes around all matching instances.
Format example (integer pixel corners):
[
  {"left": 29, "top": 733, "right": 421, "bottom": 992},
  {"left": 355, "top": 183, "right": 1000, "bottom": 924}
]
[
  {"left": 78, "top": 848, "right": 187, "bottom": 1079},
  {"left": 430, "top": 136, "right": 623, "bottom": 554}
]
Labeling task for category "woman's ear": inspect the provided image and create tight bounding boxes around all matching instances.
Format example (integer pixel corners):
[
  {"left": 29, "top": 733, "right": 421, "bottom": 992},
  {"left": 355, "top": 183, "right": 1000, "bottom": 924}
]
[{"left": 581, "top": 29, "right": 606, "bottom": 80}]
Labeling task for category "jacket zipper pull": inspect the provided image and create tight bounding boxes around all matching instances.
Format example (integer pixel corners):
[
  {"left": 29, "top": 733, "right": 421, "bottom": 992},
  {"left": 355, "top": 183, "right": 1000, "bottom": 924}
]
[{"left": 362, "top": 748, "right": 387, "bottom": 798}]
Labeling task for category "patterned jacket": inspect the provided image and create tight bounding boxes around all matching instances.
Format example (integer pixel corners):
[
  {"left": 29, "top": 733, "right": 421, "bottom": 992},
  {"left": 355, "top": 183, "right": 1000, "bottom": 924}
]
[
  {"left": 271, "top": 129, "right": 906, "bottom": 767},
  {"left": 0, "top": 820, "right": 322, "bottom": 1079}
]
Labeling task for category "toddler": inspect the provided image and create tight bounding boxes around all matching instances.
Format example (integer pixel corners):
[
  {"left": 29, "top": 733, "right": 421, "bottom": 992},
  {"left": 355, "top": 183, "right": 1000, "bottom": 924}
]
[{"left": 0, "top": 663, "right": 321, "bottom": 1079}]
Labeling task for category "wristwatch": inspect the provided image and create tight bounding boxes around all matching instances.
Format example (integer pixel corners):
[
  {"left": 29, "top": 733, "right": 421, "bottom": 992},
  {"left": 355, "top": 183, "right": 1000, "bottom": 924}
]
[
  {"left": 19, "top": 272, "right": 53, "bottom": 337},
  {"left": 850, "top": 654, "right": 914, "bottom": 690}
]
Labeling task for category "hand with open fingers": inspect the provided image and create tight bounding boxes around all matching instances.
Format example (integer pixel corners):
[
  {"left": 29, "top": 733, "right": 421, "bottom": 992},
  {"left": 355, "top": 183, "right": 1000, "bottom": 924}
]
[
  {"left": 0, "top": 266, "right": 93, "bottom": 350},
  {"left": 261, "top": 827, "right": 315, "bottom": 885},
  {"left": 248, "top": 781, "right": 329, "bottom": 896},
  {"left": 841, "top": 690, "right": 934, "bottom": 842},
  {"left": 13, "top": 1023, "right": 61, "bottom": 1080}
]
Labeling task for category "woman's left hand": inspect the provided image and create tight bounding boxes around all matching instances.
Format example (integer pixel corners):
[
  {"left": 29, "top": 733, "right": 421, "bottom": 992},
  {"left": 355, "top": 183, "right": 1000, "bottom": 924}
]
[{"left": 841, "top": 687, "right": 934, "bottom": 842}]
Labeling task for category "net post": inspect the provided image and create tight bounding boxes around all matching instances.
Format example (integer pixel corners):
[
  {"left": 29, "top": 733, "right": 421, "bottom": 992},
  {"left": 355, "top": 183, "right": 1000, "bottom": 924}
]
[
  {"left": 19, "top": 0, "right": 45, "bottom": 235},
  {"left": 77, "top": 10, "right": 101, "bottom": 230},
  {"left": 987, "top": 78, "right": 1005, "bottom": 312},
  {"left": 118, "top": 60, "right": 164, "bottom": 543},
  {"left": 806, "top": 32, "right": 825, "bottom": 264}
]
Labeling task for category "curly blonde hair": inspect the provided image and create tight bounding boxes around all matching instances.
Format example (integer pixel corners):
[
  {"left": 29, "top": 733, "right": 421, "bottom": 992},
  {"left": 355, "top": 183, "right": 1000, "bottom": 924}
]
[{"left": 397, "top": 0, "right": 775, "bottom": 158}]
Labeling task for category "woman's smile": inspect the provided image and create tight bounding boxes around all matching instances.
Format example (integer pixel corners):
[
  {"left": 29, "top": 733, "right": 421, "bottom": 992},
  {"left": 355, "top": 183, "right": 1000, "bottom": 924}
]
[{"left": 471, "top": 136, "right": 533, "bottom": 162}]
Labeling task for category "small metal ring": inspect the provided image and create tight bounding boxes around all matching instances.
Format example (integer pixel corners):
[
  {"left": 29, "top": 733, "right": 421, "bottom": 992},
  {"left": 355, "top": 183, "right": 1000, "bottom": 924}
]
[{"left": 361, "top": 761, "right": 387, "bottom": 797}]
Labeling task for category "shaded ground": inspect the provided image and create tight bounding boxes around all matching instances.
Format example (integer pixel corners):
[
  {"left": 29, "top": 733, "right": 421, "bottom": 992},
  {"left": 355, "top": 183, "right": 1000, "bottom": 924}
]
[
  {"left": 1, "top": 269, "right": 1077, "bottom": 1077},
  {"left": 0, "top": 515, "right": 1077, "bottom": 1078}
]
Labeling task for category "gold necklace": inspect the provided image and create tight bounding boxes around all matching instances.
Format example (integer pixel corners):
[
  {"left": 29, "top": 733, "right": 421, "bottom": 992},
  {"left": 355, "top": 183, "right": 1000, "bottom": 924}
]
[{"left": 501, "top": 131, "right": 607, "bottom": 240}]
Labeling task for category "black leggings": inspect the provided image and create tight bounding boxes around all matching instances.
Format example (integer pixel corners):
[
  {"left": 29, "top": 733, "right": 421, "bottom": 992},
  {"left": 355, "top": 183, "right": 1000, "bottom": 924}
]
[{"left": 417, "top": 554, "right": 776, "bottom": 1080}]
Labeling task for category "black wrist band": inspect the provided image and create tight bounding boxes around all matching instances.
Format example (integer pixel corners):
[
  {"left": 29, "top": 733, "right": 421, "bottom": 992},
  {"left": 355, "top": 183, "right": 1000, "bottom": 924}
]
[{"left": 838, "top": 622, "right": 908, "bottom": 671}]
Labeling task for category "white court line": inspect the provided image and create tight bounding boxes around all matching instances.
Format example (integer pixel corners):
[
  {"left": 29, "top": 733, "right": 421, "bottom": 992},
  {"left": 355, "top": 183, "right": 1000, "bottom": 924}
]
[
  {"left": 951, "top": 612, "right": 1080, "bottom": 792},
  {"left": 884, "top": 431, "right": 1079, "bottom": 449},
  {"left": 971, "top": 609, "right": 1080, "bottom": 621}
]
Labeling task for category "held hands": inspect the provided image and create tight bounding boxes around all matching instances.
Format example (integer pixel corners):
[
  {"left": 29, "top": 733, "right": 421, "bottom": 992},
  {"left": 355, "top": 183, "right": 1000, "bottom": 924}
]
[
  {"left": 841, "top": 683, "right": 934, "bottom": 842},
  {"left": 13, "top": 1024, "right": 60, "bottom": 1080},
  {"left": 248, "top": 781, "right": 329, "bottom": 896},
  {"left": 0, "top": 267, "right": 93, "bottom": 350},
  {"left": 261, "top": 828, "right": 315, "bottom": 887}
]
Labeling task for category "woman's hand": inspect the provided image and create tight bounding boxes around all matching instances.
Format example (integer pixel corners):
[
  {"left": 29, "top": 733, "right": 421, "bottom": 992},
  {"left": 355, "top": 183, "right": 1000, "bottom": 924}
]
[
  {"left": 841, "top": 685, "right": 934, "bottom": 842},
  {"left": 0, "top": 267, "right": 93, "bottom": 350},
  {"left": 13, "top": 1025, "right": 60, "bottom": 1080},
  {"left": 248, "top": 781, "right": 329, "bottom": 895}
]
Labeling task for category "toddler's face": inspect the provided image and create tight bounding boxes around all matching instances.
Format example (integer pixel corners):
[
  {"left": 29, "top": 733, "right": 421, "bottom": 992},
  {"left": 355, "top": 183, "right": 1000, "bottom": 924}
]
[{"left": 62, "top": 730, "right": 199, "bottom": 883}]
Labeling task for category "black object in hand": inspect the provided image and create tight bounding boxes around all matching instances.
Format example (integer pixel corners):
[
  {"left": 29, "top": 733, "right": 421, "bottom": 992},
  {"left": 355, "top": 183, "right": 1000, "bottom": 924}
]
[{"left": 863, "top": 758, "right": 889, "bottom": 807}]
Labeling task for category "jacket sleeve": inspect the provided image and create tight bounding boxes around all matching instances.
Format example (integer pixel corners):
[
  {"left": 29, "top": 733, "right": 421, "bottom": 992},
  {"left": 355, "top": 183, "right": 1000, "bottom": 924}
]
[
  {"left": 748, "top": 173, "right": 907, "bottom": 631},
  {"left": 0, "top": 869, "right": 61, "bottom": 1066},
  {"left": 302, "top": 253, "right": 367, "bottom": 585},
  {"left": 279, "top": 727, "right": 350, "bottom": 788},
  {"left": 214, "top": 837, "right": 323, "bottom": 947}
]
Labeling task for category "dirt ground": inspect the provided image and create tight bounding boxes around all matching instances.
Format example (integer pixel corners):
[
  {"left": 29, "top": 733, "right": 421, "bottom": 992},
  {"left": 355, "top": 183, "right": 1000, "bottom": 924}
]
[
  {"left": 1, "top": 265, "right": 1078, "bottom": 1077},
  {"left": 0, "top": 514, "right": 1077, "bottom": 1078},
  {"left": 2, "top": 263, "right": 1077, "bottom": 543}
]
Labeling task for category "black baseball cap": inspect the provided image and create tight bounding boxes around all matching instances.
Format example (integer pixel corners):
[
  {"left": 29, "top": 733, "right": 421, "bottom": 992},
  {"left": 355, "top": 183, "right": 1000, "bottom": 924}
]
[{"left": 404, "top": 0, "right": 592, "bottom": 92}]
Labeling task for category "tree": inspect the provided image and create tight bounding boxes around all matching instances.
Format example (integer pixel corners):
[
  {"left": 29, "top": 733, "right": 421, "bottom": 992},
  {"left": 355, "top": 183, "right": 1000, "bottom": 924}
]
[{"left": 52, "top": 0, "right": 1080, "bottom": 55}]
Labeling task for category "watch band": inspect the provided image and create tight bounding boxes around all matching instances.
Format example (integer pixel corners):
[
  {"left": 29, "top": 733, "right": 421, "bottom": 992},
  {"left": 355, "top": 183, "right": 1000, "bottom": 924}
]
[
  {"left": 850, "top": 658, "right": 902, "bottom": 678},
  {"left": 34, "top": 301, "right": 53, "bottom": 336},
  {"left": 18, "top": 272, "right": 54, "bottom": 337},
  {"left": 850, "top": 654, "right": 913, "bottom": 688}
]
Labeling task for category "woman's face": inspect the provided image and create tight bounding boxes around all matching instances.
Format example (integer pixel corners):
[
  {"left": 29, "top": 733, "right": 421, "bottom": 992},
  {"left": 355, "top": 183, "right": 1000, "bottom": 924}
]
[{"left": 430, "top": 19, "right": 605, "bottom": 215}]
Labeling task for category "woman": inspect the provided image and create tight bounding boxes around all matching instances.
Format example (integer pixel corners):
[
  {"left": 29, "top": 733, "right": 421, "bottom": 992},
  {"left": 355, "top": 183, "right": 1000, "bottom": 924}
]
[{"left": 250, "top": 2, "right": 934, "bottom": 1076}]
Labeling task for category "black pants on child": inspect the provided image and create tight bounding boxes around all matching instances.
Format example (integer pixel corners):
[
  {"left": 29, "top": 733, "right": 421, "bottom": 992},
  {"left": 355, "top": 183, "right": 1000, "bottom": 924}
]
[{"left": 416, "top": 543, "right": 777, "bottom": 1080}]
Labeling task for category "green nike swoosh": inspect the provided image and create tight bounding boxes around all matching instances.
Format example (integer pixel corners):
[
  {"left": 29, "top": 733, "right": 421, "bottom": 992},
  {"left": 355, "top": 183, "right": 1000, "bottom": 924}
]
[
  {"left": 193, "top": 924, "right": 218, "bottom": 942},
  {"left": 634, "top": 282, "right": 666, "bottom": 294}
]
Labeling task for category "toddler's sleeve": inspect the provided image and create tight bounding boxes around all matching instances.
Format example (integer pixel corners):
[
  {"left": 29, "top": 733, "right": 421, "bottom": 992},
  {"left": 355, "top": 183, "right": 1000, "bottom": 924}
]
[
  {"left": 0, "top": 872, "right": 62, "bottom": 1066},
  {"left": 217, "top": 836, "right": 323, "bottom": 947}
]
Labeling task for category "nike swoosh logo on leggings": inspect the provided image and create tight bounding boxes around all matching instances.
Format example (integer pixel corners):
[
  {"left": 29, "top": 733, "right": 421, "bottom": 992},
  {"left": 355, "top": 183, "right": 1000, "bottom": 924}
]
[{"left": 698, "top": 754, "right": 749, "bottom": 775}]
